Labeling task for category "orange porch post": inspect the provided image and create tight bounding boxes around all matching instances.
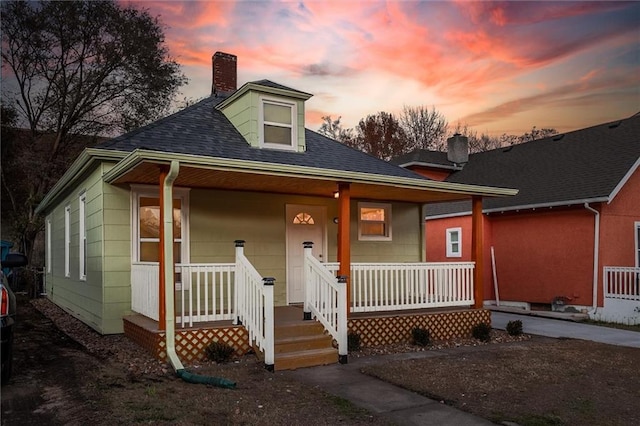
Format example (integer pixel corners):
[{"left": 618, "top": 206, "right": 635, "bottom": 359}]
[
  {"left": 471, "top": 196, "right": 484, "bottom": 309},
  {"left": 337, "top": 183, "right": 351, "bottom": 317}
]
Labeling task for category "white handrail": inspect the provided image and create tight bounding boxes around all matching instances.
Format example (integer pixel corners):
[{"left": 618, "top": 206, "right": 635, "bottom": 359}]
[
  {"left": 325, "top": 261, "right": 475, "bottom": 312},
  {"left": 604, "top": 266, "right": 640, "bottom": 301},
  {"left": 304, "top": 243, "right": 347, "bottom": 361},
  {"left": 234, "top": 241, "right": 275, "bottom": 370},
  {"left": 178, "top": 263, "right": 235, "bottom": 327}
]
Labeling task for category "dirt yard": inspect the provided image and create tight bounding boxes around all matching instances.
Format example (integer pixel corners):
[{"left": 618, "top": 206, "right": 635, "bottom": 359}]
[
  {"left": 2, "top": 296, "right": 639, "bottom": 426},
  {"left": 362, "top": 338, "right": 640, "bottom": 426}
]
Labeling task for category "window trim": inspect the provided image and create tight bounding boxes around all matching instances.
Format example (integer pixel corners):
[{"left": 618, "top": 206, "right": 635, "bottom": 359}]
[
  {"left": 131, "top": 185, "right": 190, "bottom": 265},
  {"left": 79, "top": 192, "right": 87, "bottom": 281},
  {"left": 64, "top": 205, "right": 71, "bottom": 277},
  {"left": 259, "top": 95, "right": 297, "bottom": 151},
  {"left": 46, "top": 217, "right": 52, "bottom": 274},
  {"left": 357, "top": 202, "right": 392, "bottom": 241},
  {"left": 446, "top": 227, "right": 462, "bottom": 258},
  {"left": 635, "top": 221, "right": 640, "bottom": 268}
]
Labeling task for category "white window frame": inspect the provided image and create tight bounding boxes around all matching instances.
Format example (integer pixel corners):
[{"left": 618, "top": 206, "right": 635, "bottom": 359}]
[
  {"left": 131, "top": 185, "right": 190, "bottom": 265},
  {"left": 635, "top": 221, "right": 640, "bottom": 268},
  {"left": 259, "top": 96, "right": 297, "bottom": 151},
  {"left": 446, "top": 227, "right": 462, "bottom": 258},
  {"left": 358, "top": 202, "right": 392, "bottom": 241},
  {"left": 46, "top": 217, "right": 51, "bottom": 273},
  {"left": 64, "top": 205, "right": 71, "bottom": 277},
  {"left": 79, "top": 192, "right": 87, "bottom": 281}
]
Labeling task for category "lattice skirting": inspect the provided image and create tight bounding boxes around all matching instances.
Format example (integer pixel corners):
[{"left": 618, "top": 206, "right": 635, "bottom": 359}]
[
  {"left": 123, "top": 319, "right": 251, "bottom": 364},
  {"left": 349, "top": 309, "right": 491, "bottom": 347}
]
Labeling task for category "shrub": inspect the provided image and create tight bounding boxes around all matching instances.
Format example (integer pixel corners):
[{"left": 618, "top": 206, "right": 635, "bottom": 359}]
[
  {"left": 411, "top": 327, "right": 431, "bottom": 346},
  {"left": 347, "top": 333, "right": 361, "bottom": 351},
  {"left": 205, "top": 341, "right": 235, "bottom": 363},
  {"left": 472, "top": 322, "right": 492, "bottom": 342},
  {"left": 506, "top": 319, "right": 523, "bottom": 336}
]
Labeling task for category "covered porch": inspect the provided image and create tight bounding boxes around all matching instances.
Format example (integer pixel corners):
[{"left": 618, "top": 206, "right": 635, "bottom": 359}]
[{"left": 104, "top": 151, "right": 515, "bottom": 370}]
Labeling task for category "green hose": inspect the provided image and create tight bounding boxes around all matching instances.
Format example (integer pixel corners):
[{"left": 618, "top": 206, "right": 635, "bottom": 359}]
[{"left": 176, "top": 369, "right": 237, "bottom": 389}]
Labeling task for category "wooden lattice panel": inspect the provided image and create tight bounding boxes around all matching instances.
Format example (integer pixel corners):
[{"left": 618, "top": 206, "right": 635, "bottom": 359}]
[
  {"left": 123, "top": 318, "right": 250, "bottom": 365},
  {"left": 348, "top": 310, "right": 491, "bottom": 347}
]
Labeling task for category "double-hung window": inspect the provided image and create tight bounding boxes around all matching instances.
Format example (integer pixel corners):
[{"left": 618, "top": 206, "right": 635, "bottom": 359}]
[
  {"left": 79, "top": 192, "right": 87, "bottom": 280},
  {"left": 446, "top": 227, "right": 462, "bottom": 258},
  {"left": 64, "top": 205, "right": 70, "bottom": 277},
  {"left": 260, "top": 97, "right": 296, "bottom": 150},
  {"left": 358, "top": 202, "right": 392, "bottom": 241},
  {"left": 132, "top": 187, "right": 189, "bottom": 265}
]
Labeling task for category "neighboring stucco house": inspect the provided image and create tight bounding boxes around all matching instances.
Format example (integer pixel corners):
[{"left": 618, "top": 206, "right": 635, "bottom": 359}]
[
  {"left": 393, "top": 114, "right": 640, "bottom": 324},
  {"left": 36, "top": 52, "right": 517, "bottom": 369}
]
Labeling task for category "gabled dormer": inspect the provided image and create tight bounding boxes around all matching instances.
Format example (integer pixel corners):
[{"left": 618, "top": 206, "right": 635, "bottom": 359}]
[{"left": 211, "top": 52, "right": 312, "bottom": 152}]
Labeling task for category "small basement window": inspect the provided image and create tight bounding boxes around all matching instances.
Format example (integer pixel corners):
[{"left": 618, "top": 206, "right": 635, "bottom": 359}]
[
  {"left": 446, "top": 227, "right": 462, "bottom": 257},
  {"left": 358, "top": 202, "right": 391, "bottom": 241}
]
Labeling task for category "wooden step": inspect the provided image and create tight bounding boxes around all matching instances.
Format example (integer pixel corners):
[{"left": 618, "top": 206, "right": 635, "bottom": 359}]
[
  {"left": 274, "top": 347, "right": 338, "bottom": 371},
  {"left": 274, "top": 321, "right": 325, "bottom": 339},
  {"left": 275, "top": 333, "right": 334, "bottom": 354}
]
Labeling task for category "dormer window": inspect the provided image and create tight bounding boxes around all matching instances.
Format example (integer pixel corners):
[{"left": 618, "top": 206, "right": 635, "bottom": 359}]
[{"left": 260, "top": 96, "right": 297, "bottom": 150}]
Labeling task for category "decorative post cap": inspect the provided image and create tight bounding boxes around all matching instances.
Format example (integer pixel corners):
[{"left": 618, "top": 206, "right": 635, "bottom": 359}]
[
  {"left": 262, "top": 277, "right": 275, "bottom": 286},
  {"left": 303, "top": 241, "right": 314, "bottom": 248},
  {"left": 337, "top": 275, "right": 348, "bottom": 283},
  {"left": 234, "top": 240, "right": 245, "bottom": 247}
]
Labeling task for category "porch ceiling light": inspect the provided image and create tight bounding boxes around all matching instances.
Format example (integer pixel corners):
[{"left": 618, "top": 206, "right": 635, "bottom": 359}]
[{"left": 333, "top": 191, "right": 339, "bottom": 199}]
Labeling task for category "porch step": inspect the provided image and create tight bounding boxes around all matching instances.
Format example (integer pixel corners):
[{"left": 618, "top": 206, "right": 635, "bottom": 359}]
[
  {"left": 253, "top": 318, "right": 339, "bottom": 371},
  {"left": 274, "top": 347, "right": 338, "bottom": 371}
]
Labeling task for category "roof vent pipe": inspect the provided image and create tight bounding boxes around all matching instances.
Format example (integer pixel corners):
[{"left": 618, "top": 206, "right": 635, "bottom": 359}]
[{"left": 447, "top": 134, "right": 469, "bottom": 165}]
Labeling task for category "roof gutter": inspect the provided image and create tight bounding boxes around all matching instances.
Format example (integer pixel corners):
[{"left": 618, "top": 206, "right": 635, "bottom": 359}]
[{"left": 103, "top": 149, "right": 518, "bottom": 198}]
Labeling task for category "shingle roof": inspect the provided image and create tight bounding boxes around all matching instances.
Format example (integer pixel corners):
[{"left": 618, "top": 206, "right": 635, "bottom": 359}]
[
  {"left": 425, "top": 114, "right": 640, "bottom": 216},
  {"left": 390, "top": 150, "right": 461, "bottom": 169},
  {"left": 100, "top": 95, "right": 424, "bottom": 180}
]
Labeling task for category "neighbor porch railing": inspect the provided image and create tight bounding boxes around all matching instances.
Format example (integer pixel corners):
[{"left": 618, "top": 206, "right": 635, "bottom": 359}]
[
  {"left": 234, "top": 240, "right": 275, "bottom": 369},
  {"left": 604, "top": 266, "right": 640, "bottom": 301},
  {"left": 325, "top": 261, "right": 475, "bottom": 312},
  {"left": 303, "top": 243, "right": 347, "bottom": 362}
]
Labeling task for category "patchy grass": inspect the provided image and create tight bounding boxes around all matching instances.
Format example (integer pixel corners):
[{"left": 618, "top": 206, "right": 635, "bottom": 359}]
[
  {"left": 581, "top": 319, "right": 640, "bottom": 332},
  {"left": 361, "top": 338, "right": 640, "bottom": 426}
]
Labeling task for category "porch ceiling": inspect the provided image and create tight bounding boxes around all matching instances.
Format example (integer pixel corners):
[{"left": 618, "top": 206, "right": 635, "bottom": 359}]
[{"left": 109, "top": 161, "right": 480, "bottom": 203}]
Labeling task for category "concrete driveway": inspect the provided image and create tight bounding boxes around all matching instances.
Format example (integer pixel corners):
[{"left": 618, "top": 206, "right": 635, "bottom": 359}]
[{"left": 491, "top": 311, "right": 640, "bottom": 348}]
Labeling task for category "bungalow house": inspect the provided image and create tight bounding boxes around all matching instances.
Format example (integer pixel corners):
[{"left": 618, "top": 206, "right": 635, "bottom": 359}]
[
  {"left": 392, "top": 114, "right": 640, "bottom": 325},
  {"left": 36, "top": 52, "right": 517, "bottom": 371}
]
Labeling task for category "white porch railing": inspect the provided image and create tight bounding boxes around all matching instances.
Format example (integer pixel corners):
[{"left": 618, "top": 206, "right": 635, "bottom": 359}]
[
  {"left": 303, "top": 243, "right": 347, "bottom": 361},
  {"left": 234, "top": 241, "right": 275, "bottom": 370},
  {"left": 604, "top": 267, "right": 640, "bottom": 301},
  {"left": 178, "top": 263, "right": 235, "bottom": 327},
  {"left": 325, "top": 261, "right": 475, "bottom": 312}
]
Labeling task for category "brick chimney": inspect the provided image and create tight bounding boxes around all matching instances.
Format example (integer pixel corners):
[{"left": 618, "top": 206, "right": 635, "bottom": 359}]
[
  {"left": 212, "top": 52, "right": 237, "bottom": 96},
  {"left": 447, "top": 134, "right": 469, "bottom": 165}
]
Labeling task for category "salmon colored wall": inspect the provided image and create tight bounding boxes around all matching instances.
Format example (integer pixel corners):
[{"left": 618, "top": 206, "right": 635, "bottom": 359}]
[
  {"left": 425, "top": 215, "right": 495, "bottom": 301},
  {"left": 488, "top": 208, "right": 595, "bottom": 306},
  {"left": 600, "top": 167, "right": 640, "bottom": 269}
]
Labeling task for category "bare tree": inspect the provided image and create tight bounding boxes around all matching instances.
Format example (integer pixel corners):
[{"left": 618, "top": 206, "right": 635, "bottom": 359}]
[
  {"left": 1, "top": 0, "right": 186, "bottom": 262},
  {"left": 399, "top": 105, "right": 448, "bottom": 151},
  {"left": 317, "top": 115, "right": 354, "bottom": 144}
]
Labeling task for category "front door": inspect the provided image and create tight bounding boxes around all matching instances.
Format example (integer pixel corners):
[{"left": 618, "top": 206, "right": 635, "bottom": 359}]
[{"left": 286, "top": 204, "right": 326, "bottom": 304}]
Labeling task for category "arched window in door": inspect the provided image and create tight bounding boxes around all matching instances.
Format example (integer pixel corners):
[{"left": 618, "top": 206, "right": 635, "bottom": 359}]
[{"left": 293, "top": 212, "right": 315, "bottom": 225}]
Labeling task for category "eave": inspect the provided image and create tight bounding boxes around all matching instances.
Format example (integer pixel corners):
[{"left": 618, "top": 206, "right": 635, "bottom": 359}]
[
  {"left": 35, "top": 148, "right": 128, "bottom": 214},
  {"left": 102, "top": 149, "right": 518, "bottom": 204}
]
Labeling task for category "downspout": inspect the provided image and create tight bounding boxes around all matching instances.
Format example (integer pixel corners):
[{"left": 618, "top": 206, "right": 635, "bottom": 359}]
[
  {"left": 584, "top": 203, "right": 600, "bottom": 313},
  {"left": 162, "top": 160, "right": 235, "bottom": 388}
]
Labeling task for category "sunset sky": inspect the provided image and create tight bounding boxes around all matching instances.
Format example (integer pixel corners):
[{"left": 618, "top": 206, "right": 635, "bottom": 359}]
[{"left": 133, "top": 0, "right": 639, "bottom": 136}]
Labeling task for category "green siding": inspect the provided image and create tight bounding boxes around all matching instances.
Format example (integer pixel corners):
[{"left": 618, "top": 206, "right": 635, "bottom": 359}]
[{"left": 220, "top": 89, "right": 306, "bottom": 151}]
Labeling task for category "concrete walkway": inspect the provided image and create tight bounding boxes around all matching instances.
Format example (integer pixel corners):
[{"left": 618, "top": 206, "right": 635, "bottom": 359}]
[
  {"left": 287, "top": 349, "right": 495, "bottom": 426},
  {"left": 491, "top": 311, "right": 640, "bottom": 348}
]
